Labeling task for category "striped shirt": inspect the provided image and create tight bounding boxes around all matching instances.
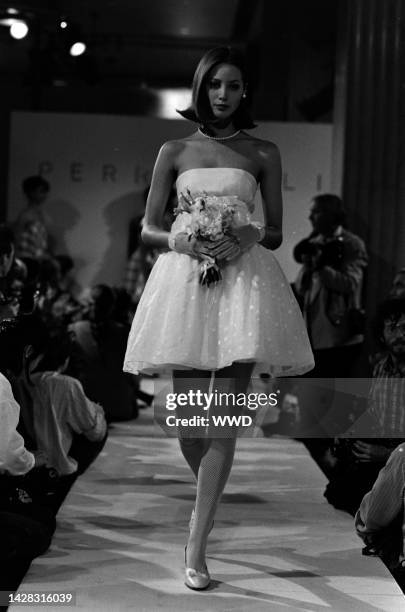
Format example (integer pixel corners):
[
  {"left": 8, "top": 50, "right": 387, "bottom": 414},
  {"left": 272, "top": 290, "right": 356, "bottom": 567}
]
[{"left": 369, "top": 354, "right": 405, "bottom": 438}]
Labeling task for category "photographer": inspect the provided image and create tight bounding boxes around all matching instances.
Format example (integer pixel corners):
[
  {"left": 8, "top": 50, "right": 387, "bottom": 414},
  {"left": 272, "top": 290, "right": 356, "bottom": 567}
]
[
  {"left": 294, "top": 194, "right": 368, "bottom": 373},
  {"left": 294, "top": 194, "right": 368, "bottom": 469}
]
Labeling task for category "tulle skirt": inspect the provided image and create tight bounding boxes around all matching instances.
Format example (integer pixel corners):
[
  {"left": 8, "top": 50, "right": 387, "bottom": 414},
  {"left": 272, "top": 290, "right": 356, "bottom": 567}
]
[{"left": 123, "top": 245, "right": 314, "bottom": 377}]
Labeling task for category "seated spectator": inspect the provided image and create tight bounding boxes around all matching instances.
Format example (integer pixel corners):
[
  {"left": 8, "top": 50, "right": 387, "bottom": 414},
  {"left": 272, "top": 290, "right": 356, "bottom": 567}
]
[
  {"left": 0, "top": 223, "right": 19, "bottom": 321},
  {"left": 390, "top": 268, "right": 405, "bottom": 298},
  {"left": 14, "top": 176, "right": 50, "bottom": 255},
  {"left": 0, "top": 369, "right": 55, "bottom": 593},
  {"left": 355, "top": 443, "right": 405, "bottom": 592},
  {"left": 54, "top": 254, "right": 80, "bottom": 299},
  {"left": 0, "top": 371, "right": 34, "bottom": 476},
  {"left": 0, "top": 222, "right": 44, "bottom": 320},
  {"left": 68, "top": 284, "right": 143, "bottom": 421},
  {"left": 0, "top": 316, "right": 107, "bottom": 510},
  {"left": 112, "top": 286, "right": 136, "bottom": 326},
  {"left": 124, "top": 231, "right": 162, "bottom": 306},
  {"left": 324, "top": 297, "right": 405, "bottom": 515},
  {"left": 124, "top": 187, "right": 175, "bottom": 306}
]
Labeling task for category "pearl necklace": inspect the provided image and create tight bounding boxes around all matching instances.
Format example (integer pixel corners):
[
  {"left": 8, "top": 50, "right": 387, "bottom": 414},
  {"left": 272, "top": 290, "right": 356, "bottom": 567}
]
[{"left": 198, "top": 128, "right": 241, "bottom": 141}]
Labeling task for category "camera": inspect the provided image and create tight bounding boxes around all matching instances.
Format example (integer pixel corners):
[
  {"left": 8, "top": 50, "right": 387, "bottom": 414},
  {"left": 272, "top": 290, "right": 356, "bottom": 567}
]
[{"left": 294, "top": 235, "right": 345, "bottom": 269}]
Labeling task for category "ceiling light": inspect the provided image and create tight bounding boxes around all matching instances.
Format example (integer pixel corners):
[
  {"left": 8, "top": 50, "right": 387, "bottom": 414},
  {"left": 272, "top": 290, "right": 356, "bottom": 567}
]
[
  {"left": 156, "top": 88, "right": 192, "bottom": 119},
  {"left": 9, "top": 20, "right": 28, "bottom": 39},
  {"left": 70, "top": 41, "right": 86, "bottom": 56},
  {"left": 60, "top": 20, "right": 68, "bottom": 29}
]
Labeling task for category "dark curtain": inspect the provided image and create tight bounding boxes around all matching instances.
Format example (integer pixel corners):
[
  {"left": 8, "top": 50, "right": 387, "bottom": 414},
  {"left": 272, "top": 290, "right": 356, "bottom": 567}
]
[{"left": 336, "top": 0, "right": 405, "bottom": 317}]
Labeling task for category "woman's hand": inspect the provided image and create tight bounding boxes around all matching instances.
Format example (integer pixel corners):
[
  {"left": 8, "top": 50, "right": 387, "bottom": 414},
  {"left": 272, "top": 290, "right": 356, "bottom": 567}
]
[
  {"left": 230, "top": 224, "right": 261, "bottom": 252},
  {"left": 205, "top": 236, "right": 241, "bottom": 262},
  {"left": 352, "top": 441, "right": 391, "bottom": 463},
  {"left": 33, "top": 450, "right": 48, "bottom": 468},
  {"left": 170, "top": 232, "right": 241, "bottom": 262},
  {"left": 169, "top": 232, "right": 213, "bottom": 259}
]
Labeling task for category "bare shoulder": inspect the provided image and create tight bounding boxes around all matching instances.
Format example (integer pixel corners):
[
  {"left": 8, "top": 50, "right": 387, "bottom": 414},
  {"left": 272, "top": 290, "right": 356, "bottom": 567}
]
[
  {"left": 157, "top": 138, "right": 193, "bottom": 171},
  {"left": 240, "top": 133, "right": 280, "bottom": 166},
  {"left": 246, "top": 135, "right": 280, "bottom": 159},
  {"left": 158, "top": 139, "right": 186, "bottom": 159}
]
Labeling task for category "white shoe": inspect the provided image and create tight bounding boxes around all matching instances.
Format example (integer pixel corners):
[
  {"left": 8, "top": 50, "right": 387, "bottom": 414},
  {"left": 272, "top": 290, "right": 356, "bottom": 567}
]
[{"left": 184, "top": 546, "right": 210, "bottom": 590}]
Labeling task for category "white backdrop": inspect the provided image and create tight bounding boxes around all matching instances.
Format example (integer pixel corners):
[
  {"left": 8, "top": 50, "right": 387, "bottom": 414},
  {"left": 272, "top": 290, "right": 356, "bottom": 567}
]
[{"left": 7, "top": 112, "right": 332, "bottom": 288}]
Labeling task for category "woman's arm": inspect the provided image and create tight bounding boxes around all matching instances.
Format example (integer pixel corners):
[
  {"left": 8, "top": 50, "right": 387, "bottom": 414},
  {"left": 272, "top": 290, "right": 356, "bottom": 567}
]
[
  {"left": 141, "top": 141, "right": 234, "bottom": 260},
  {"left": 0, "top": 387, "right": 35, "bottom": 476},
  {"left": 258, "top": 141, "right": 283, "bottom": 250},
  {"left": 355, "top": 445, "right": 405, "bottom": 539},
  {"left": 228, "top": 141, "right": 283, "bottom": 254},
  {"left": 141, "top": 141, "right": 180, "bottom": 249}
]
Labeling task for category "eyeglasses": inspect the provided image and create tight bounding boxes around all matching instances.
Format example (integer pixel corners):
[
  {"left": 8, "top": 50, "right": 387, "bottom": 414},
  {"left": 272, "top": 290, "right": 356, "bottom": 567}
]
[{"left": 384, "top": 319, "right": 405, "bottom": 333}]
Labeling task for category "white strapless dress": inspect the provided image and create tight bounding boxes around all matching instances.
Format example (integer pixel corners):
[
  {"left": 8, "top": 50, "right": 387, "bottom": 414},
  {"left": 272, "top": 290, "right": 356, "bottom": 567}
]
[{"left": 123, "top": 168, "right": 314, "bottom": 377}]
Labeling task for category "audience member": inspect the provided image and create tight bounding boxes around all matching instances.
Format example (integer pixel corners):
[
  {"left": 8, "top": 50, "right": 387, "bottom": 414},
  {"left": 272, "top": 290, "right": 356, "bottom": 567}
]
[
  {"left": 68, "top": 284, "right": 141, "bottom": 421},
  {"left": 0, "top": 349, "right": 55, "bottom": 593},
  {"left": 390, "top": 268, "right": 405, "bottom": 299},
  {"left": 324, "top": 297, "right": 405, "bottom": 515},
  {"left": 13, "top": 176, "right": 52, "bottom": 274},
  {"left": 0, "top": 316, "right": 107, "bottom": 511},
  {"left": 54, "top": 254, "right": 80, "bottom": 298},
  {"left": 124, "top": 187, "right": 175, "bottom": 306},
  {"left": 0, "top": 372, "right": 34, "bottom": 476},
  {"left": 111, "top": 286, "right": 136, "bottom": 326},
  {"left": 294, "top": 193, "right": 368, "bottom": 375},
  {"left": 355, "top": 443, "right": 405, "bottom": 592},
  {"left": 293, "top": 194, "right": 368, "bottom": 469},
  {"left": 0, "top": 223, "right": 19, "bottom": 321}
]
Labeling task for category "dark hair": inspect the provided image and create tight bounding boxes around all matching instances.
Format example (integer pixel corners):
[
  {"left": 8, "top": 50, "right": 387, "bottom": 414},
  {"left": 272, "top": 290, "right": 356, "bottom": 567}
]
[
  {"left": 91, "top": 284, "right": 116, "bottom": 320},
  {"left": 313, "top": 194, "right": 347, "bottom": 227},
  {"left": 111, "top": 287, "right": 133, "bottom": 326},
  {"left": 372, "top": 297, "right": 405, "bottom": 347},
  {"left": 0, "top": 224, "right": 14, "bottom": 257},
  {"left": 0, "top": 315, "right": 49, "bottom": 374},
  {"left": 55, "top": 254, "right": 74, "bottom": 276},
  {"left": 40, "top": 328, "right": 74, "bottom": 371},
  {"left": 22, "top": 175, "right": 50, "bottom": 196},
  {"left": 177, "top": 46, "right": 256, "bottom": 130}
]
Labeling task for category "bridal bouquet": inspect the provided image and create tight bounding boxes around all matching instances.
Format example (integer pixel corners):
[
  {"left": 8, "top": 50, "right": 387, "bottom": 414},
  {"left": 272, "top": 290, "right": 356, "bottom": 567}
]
[{"left": 174, "top": 190, "right": 248, "bottom": 286}]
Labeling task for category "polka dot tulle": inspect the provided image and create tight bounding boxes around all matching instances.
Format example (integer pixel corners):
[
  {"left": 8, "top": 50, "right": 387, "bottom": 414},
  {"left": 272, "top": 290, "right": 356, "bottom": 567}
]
[{"left": 123, "top": 169, "right": 314, "bottom": 377}]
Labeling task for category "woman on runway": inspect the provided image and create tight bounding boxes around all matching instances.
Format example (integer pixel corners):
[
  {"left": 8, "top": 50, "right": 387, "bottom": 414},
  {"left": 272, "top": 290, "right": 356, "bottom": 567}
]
[{"left": 124, "top": 46, "right": 314, "bottom": 589}]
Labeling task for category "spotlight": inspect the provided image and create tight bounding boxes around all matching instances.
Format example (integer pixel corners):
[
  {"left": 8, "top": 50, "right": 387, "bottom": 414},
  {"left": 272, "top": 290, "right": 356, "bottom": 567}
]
[
  {"left": 69, "top": 41, "right": 86, "bottom": 56},
  {"left": 60, "top": 20, "right": 68, "bottom": 29},
  {"left": 9, "top": 19, "right": 28, "bottom": 39}
]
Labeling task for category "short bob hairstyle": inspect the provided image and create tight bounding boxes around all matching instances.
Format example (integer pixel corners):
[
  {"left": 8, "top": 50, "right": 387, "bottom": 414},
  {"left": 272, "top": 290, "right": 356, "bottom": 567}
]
[{"left": 177, "top": 46, "right": 256, "bottom": 130}]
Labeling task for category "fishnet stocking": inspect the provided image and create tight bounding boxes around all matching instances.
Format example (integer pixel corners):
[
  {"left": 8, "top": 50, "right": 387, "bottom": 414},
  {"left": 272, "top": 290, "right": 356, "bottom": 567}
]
[
  {"left": 174, "top": 363, "right": 254, "bottom": 571},
  {"left": 186, "top": 435, "right": 238, "bottom": 569},
  {"left": 178, "top": 437, "right": 205, "bottom": 480}
]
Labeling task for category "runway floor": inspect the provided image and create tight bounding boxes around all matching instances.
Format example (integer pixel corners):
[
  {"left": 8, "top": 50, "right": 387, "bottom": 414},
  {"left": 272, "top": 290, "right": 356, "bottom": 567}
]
[{"left": 12, "top": 407, "right": 405, "bottom": 611}]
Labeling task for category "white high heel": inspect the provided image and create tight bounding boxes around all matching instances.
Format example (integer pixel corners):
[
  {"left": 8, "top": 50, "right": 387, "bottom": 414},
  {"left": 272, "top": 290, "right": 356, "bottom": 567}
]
[{"left": 184, "top": 546, "right": 211, "bottom": 590}]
